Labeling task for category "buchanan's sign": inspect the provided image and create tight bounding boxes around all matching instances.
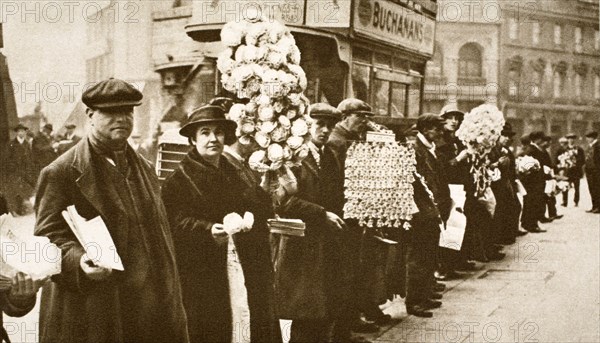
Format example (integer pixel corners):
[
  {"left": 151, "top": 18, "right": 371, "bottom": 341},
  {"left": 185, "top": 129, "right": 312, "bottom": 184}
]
[{"left": 354, "top": 0, "right": 435, "bottom": 55}]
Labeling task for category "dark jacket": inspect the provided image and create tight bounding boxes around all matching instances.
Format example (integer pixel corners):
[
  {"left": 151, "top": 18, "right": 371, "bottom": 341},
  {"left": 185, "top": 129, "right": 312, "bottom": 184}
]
[
  {"left": 520, "top": 144, "right": 548, "bottom": 193},
  {"left": 555, "top": 146, "right": 585, "bottom": 179},
  {"left": 273, "top": 146, "right": 349, "bottom": 320},
  {"left": 34, "top": 138, "right": 189, "bottom": 343},
  {"left": 4, "top": 138, "right": 36, "bottom": 200},
  {"left": 414, "top": 136, "right": 452, "bottom": 222},
  {"left": 436, "top": 131, "right": 469, "bottom": 185},
  {"left": 161, "top": 149, "right": 281, "bottom": 343},
  {"left": 585, "top": 141, "right": 600, "bottom": 172},
  {"left": 31, "top": 133, "right": 57, "bottom": 175}
]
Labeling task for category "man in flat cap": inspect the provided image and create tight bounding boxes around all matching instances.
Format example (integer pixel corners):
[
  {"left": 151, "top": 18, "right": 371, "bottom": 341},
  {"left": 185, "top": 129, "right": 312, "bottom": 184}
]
[
  {"left": 34, "top": 78, "right": 189, "bottom": 342},
  {"left": 556, "top": 133, "right": 586, "bottom": 207},
  {"left": 274, "top": 103, "right": 356, "bottom": 342},
  {"left": 4, "top": 124, "right": 36, "bottom": 215},
  {"left": 519, "top": 131, "right": 549, "bottom": 232},
  {"left": 584, "top": 131, "right": 600, "bottom": 213},
  {"left": 32, "top": 123, "right": 58, "bottom": 178},
  {"left": 328, "top": 99, "right": 384, "bottom": 333},
  {"left": 405, "top": 114, "right": 451, "bottom": 318}
]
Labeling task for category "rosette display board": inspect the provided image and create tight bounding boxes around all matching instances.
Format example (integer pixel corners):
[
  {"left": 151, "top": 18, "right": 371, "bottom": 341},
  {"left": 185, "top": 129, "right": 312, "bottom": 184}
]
[
  {"left": 344, "top": 141, "right": 418, "bottom": 228},
  {"left": 455, "top": 104, "right": 505, "bottom": 196},
  {"left": 217, "top": 18, "right": 311, "bottom": 195}
]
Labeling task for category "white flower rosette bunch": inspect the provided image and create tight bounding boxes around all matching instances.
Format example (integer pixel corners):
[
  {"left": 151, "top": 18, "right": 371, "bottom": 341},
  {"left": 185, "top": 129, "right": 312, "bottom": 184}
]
[
  {"left": 516, "top": 155, "right": 541, "bottom": 175},
  {"left": 557, "top": 149, "right": 576, "bottom": 169},
  {"left": 217, "top": 18, "right": 310, "bottom": 178},
  {"left": 455, "top": 104, "right": 505, "bottom": 196}
]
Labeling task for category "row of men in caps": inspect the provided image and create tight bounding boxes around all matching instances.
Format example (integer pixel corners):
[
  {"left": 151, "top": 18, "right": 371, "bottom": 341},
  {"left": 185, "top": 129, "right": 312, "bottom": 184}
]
[{"left": 0, "top": 122, "right": 80, "bottom": 216}]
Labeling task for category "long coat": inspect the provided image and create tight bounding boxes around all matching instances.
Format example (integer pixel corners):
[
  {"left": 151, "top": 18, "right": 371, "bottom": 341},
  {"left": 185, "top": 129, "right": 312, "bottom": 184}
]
[
  {"left": 31, "top": 133, "right": 57, "bottom": 175},
  {"left": 414, "top": 137, "right": 452, "bottom": 221},
  {"left": 161, "top": 149, "right": 281, "bottom": 343},
  {"left": 273, "top": 146, "right": 350, "bottom": 320},
  {"left": 3, "top": 138, "right": 36, "bottom": 211},
  {"left": 34, "top": 138, "right": 189, "bottom": 343}
]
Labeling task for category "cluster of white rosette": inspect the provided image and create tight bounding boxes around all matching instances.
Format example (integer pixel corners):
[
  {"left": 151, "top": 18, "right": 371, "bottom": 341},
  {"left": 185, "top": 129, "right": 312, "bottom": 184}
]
[
  {"left": 557, "top": 149, "right": 577, "bottom": 169},
  {"left": 217, "top": 18, "right": 311, "bottom": 174},
  {"left": 516, "top": 155, "right": 541, "bottom": 175},
  {"left": 456, "top": 104, "right": 506, "bottom": 196}
]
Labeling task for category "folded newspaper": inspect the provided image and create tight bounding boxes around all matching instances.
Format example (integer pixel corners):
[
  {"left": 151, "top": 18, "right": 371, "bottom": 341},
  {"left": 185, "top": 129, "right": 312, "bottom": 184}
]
[
  {"left": 267, "top": 218, "right": 306, "bottom": 237},
  {"left": 62, "top": 206, "right": 124, "bottom": 271},
  {"left": 0, "top": 214, "right": 62, "bottom": 281}
]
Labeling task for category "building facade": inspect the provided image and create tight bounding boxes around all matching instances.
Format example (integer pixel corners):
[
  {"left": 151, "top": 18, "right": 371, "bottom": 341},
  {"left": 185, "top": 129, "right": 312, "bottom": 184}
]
[
  {"left": 500, "top": 0, "right": 600, "bottom": 140},
  {"left": 424, "top": 0, "right": 600, "bottom": 140}
]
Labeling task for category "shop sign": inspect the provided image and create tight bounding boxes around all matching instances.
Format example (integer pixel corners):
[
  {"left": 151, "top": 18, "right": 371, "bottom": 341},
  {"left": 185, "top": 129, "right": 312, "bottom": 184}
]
[
  {"left": 193, "top": 0, "right": 305, "bottom": 26},
  {"left": 354, "top": 0, "right": 435, "bottom": 55}
]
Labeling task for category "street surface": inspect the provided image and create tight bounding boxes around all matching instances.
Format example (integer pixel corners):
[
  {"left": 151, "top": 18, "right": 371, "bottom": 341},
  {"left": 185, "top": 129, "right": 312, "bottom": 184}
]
[{"left": 4, "top": 183, "right": 600, "bottom": 343}]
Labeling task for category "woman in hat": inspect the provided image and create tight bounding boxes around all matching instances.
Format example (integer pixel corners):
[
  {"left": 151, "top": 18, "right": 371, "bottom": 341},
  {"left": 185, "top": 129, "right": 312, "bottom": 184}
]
[{"left": 161, "top": 105, "right": 281, "bottom": 343}]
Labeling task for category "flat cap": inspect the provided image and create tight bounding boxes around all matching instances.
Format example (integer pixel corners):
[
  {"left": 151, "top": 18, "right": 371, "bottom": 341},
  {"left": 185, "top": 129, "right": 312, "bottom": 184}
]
[
  {"left": 585, "top": 131, "right": 598, "bottom": 139},
  {"left": 337, "top": 98, "right": 374, "bottom": 116},
  {"left": 43, "top": 123, "right": 53, "bottom": 131},
  {"left": 439, "top": 103, "right": 464, "bottom": 118},
  {"left": 565, "top": 133, "right": 578, "bottom": 139},
  {"left": 65, "top": 124, "right": 76, "bottom": 129},
  {"left": 416, "top": 113, "right": 444, "bottom": 132},
  {"left": 558, "top": 137, "right": 568, "bottom": 143},
  {"left": 308, "top": 103, "right": 342, "bottom": 122},
  {"left": 13, "top": 123, "right": 28, "bottom": 131},
  {"left": 82, "top": 78, "right": 143, "bottom": 109},
  {"left": 529, "top": 131, "right": 546, "bottom": 141}
]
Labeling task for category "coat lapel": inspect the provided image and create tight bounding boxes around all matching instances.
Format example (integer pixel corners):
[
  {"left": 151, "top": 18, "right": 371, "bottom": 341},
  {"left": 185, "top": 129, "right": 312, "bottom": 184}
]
[{"left": 71, "top": 139, "right": 128, "bottom": 246}]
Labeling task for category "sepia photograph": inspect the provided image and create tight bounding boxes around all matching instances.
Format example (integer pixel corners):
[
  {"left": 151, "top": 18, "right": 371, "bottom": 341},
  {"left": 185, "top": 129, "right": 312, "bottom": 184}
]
[{"left": 0, "top": 0, "right": 599, "bottom": 342}]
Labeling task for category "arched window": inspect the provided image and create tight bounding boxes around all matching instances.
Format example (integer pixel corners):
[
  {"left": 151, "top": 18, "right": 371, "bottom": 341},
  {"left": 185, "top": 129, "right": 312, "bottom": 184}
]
[{"left": 458, "top": 43, "right": 482, "bottom": 78}]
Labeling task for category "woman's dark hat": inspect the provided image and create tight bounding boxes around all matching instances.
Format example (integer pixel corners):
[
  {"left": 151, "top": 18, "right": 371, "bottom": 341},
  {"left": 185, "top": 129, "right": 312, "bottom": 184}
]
[
  {"left": 179, "top": 105, "right": 237, "bottom": 144},
  {"left": 585, "top": 131, "right": 598, "bottom": 139},
  {"left": 565, "top": 133, "right": 578, "bottom": 139}
]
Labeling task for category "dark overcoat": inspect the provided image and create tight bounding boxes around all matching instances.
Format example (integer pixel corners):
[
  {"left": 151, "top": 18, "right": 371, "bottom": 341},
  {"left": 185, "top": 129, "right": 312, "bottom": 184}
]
[
  {"left": 31, "top": 133, "right": 57, "bottom": 175},
  {"left": 34, "top": 138, "right": 189, "bottom": 343},
  {"left": 414, "top": 137, "right": 452, "bottom": 221},
  {"left": 273, "top": 146, "right": 350, "bottom": 320},
  {"left": 161, "top": 149, "right": 281, "bottom": 343},
  {"left": 3, "top": 138, "right": 36, "bottom": 210}
]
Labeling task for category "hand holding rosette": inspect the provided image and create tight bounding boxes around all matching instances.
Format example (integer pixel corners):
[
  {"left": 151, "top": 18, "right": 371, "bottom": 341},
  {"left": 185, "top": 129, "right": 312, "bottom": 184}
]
[{"left": 516, "top": 155, "right": 541, "bottom": 175}]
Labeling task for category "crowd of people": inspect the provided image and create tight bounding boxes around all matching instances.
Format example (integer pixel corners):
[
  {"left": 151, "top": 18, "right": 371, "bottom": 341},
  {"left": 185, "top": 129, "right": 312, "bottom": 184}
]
[{"left": 0, "top": 77, "right": 598, "bottom": 343}]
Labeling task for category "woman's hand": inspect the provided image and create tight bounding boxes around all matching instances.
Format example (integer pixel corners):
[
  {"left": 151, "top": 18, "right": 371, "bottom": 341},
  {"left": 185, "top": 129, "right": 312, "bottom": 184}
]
[
  {"left": 211, "top": 223, "right": 229, "bottom": 245},
  {"left": 7, "top": 272, "right": 48, "bottom": 304}
]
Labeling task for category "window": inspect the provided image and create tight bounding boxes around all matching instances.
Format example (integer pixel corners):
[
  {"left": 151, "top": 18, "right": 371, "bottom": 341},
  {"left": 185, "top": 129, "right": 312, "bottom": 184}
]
[
  {"left": 595, "top": 30, "right": 600, "bottom": 50},
  {"left": 575, "top": 27, "right": 583, "bottom": 53},
  {"left": 553, "top": 72, "right": 564, "bottom": 98},
  {"left": 351, "top": 47, "right": 422, "bottom": 117},
  {"left": 532, "top": 70, "right": 543, "bottom": 98},
  {"left": 508, "top": 70, "right": 519, "bottom": 97},
  {"left": 574, "top": 73, "right": 582, "bottom": 98},
  {"left": 458, "top": 43, "right": 482, "bottom": 78},
  {"left": 509, "top": 18, "right": 519, "bottom": 40},
  {"left": 532, "top": 21, "right": 540, "bottom": 45},
  {"left": 554, "top": 24, "right": 562, "bottom": 45},
  {"left": 595, "top": 75, "right": 600, "bottom": 99}
]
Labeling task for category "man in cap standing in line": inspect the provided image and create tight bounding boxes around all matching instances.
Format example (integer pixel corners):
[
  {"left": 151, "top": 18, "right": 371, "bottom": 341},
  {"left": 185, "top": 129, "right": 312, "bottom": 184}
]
[
  {"left": 34, "top": 78, "right": 189, "bottom": 342},
  {"left": 328, "top": 98, "right": 382, "bottom": 333},
  {"left": 584, "top": 131, "right": 600, "bottom": 213},
  {"left": 520, "top": 131, "right": 549, "bottom": 232},
  {"left": 55, "top": 124, "right": 81, "bottom": 155},
  {"left": 406, "top": 114, "right": 451, "bottom": 317}
]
